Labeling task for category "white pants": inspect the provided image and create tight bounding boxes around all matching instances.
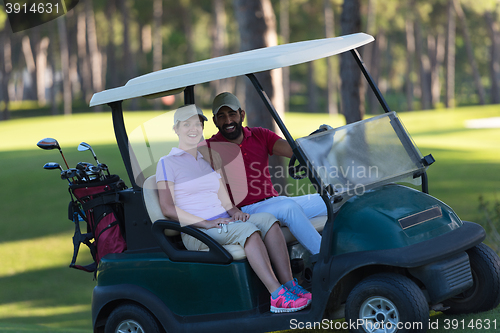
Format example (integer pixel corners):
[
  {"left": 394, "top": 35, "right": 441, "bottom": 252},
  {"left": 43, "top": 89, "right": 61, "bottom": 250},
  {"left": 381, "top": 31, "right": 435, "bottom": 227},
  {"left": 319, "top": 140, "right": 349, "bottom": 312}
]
[{"left": 240, "top": 193, "right": 327, "bottom": 254}]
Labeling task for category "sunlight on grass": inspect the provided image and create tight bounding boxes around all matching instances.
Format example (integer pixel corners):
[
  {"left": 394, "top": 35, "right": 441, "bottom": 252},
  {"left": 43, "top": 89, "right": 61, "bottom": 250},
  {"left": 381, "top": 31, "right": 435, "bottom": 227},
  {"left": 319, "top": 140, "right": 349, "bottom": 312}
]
[
  {"left": 0, "top": 105, "right": 499, "bottom": 331},
  {"left": 0, "top": 302, "right": 89, "bottom": 319},
  {"left": 0, "top": 233, "right": 91, "bottom": 277}
]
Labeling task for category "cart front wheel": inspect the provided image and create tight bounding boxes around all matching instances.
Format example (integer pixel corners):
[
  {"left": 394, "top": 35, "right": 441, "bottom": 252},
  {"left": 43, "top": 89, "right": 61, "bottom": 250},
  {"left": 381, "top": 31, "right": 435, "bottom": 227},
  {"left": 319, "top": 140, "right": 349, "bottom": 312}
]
[
  {"left": 345, "top": 273, "right": 428, "bottom": 333},
  {"left": 105, "top": 303, "right": 161, "bottom": 333},
  {"left": 443, "top": 243, "right": 500, "bottom": 314}
]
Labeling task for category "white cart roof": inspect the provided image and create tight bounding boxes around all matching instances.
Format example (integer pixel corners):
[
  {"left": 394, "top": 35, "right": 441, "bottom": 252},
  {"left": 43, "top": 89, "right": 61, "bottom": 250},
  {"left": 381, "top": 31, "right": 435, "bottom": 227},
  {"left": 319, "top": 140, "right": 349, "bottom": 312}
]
[{"left": 90, "top": 32, "right": 374, "bottom": 107}]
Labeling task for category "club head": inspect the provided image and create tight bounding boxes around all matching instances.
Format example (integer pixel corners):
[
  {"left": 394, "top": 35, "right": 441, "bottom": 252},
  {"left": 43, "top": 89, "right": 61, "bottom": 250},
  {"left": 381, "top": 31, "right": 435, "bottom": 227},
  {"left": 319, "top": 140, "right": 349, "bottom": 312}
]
[
  {"left": 37, "top": 138, "right": 60, "bottom": 150},
  {"left": 77, "top": 142, "right": 91, "bottom": 152},
  {"left": 78, "top": 142, "right": 99, "bottom": 164},
  {"left": 76, "top": 161, "right": 94, "bottom": 171},
  {"left": 43, "top": 162, "right": 62, "bottom": 171},
  {"left": 61, "top": 169, "right": 77, "bottom": 180}
]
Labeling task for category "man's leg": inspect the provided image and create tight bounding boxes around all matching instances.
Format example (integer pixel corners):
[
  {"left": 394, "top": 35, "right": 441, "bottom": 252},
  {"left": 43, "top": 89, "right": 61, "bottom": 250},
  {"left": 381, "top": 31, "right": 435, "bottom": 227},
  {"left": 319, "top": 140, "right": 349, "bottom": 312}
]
[
  {"left": 241, "top": 197, "right": 321, "bottom": 255},
  {"left": 290, "top": 193, "right": 328, "bottom": 219}
]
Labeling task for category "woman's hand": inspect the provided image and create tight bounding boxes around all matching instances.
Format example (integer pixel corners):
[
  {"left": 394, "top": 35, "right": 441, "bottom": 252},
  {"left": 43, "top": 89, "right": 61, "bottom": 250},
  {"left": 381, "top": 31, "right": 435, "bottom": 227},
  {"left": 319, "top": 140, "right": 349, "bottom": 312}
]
[
  {"left": 228, "top": 208, "right": 250, "bottom": 222},
  {"left": 205, "top": 217, "right": 232, "bottom": 230}
]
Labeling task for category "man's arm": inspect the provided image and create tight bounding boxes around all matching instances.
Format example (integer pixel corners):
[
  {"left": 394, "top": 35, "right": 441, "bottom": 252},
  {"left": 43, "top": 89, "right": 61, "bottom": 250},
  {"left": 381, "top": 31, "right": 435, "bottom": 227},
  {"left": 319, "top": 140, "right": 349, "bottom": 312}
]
[{"left": 272, "top": 138, "right": 293, "bottom": 158}]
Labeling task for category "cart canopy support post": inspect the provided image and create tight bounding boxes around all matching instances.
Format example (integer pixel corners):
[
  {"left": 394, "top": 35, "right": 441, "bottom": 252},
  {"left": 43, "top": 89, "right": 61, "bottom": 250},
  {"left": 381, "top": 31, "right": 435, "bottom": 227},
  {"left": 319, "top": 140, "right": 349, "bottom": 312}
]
[
  {"left": 109, "top": 101, "right": 140, "bottom": 190},
  {"left": 351, "top": 49, "right": 391, "bottom": 114}
]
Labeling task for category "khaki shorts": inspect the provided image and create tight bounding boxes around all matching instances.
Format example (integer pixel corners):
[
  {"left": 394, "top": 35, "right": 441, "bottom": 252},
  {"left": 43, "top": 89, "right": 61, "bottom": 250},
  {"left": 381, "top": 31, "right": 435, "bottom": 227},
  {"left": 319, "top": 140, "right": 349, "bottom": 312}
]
[{"left": 181, "top": 212, "right": 279, "bottom": 251}]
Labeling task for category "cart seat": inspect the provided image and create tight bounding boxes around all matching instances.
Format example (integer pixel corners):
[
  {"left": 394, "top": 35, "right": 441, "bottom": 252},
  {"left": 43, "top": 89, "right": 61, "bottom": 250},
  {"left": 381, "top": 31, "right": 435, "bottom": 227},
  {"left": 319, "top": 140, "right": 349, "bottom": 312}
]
[{"left": 143, "top": 175, "right": 327, "bottom": 261}]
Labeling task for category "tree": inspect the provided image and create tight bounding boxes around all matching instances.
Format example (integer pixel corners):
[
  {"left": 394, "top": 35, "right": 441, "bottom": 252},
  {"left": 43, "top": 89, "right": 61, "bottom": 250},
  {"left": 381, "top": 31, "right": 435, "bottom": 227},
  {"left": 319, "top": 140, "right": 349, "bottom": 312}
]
[
  {"left": 21, "top": 35, "right": 37, "bottom": 100},
  {"left": 280, "top": 0, "right": 290, "bottom": 111},
  {"left": 0, "top": 25, "right": 12, "bottom": 120},
  {"left": 340, "top": 0, "right": 364, "bottom": 124},
  {"left": 234, "top": 0, "right": 286, "bottom": 189},
  {"left": 413, "top": 0, "right": 432, "bottom": 110},
  {"left": 485, "top": 7, "right": 500, "bottom": 103},
  {"left": 211, "top": 0, "right": 234, "bottom": 96},
  {"left": 445, "top": 0, "right": 456, "bottom": 108},
  {"left": 453, "top": 0, "right": 486, "bottom": 104},
  {"left": 405, "top": 13, "right": 415, "bottom": 111},
  {"left": 86, "top": 0, "right": 102, "bottom": 107},
  {"left": 57, "top": 17, "right": 72, "bottom": 115},
  {"left": 77, "top": 4, "right": 92, "bottom": 102},
  {"left": 153, "top": 0, "right": 163, "bottom": 110},
  {"left": 324, "top": 0, "right": 339, "bottom": 115}
]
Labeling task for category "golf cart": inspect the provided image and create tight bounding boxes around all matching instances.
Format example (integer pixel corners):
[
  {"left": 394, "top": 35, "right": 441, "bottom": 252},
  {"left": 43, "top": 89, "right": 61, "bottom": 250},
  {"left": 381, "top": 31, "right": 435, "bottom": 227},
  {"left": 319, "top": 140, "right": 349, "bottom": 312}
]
[{"left": 87, "top": 33, "right": 500, "bottom": 333}]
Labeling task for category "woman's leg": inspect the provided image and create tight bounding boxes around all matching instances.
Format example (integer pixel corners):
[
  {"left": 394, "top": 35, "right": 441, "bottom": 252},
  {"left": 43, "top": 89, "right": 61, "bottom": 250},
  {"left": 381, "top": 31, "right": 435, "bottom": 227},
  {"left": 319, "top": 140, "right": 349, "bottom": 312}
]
[
  {"left": 244, "top": 232, "right": 281, "bottom": 293},
  {"left": 262, "top": 222, "right": 293, "bottom": 284}
]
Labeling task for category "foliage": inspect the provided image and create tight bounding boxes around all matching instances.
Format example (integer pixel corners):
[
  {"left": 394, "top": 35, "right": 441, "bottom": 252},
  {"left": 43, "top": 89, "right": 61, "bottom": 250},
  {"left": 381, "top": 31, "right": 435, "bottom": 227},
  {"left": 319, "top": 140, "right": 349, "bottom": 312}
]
[
  {"left": 1, "top": 0, "right": 499, "bottom": 117},
  {"left": 478, "top": 195, "right": 500, "bottom": 254}
]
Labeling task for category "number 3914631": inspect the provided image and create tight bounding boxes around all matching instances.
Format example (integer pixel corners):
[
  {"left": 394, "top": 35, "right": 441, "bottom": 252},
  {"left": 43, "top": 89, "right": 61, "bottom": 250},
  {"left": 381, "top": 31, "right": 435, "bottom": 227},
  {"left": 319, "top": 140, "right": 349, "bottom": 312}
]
[{"left": 5, "top": 2, "right": 59, "bottom": 14}]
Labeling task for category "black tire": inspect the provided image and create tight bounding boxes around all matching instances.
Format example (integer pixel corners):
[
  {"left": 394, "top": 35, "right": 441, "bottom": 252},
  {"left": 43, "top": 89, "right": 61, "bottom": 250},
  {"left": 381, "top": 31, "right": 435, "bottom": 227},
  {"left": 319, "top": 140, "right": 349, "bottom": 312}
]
[
  {"left": 345, "top": 273, "right": 428, "bottom": 333},
  {"left": 105, "top": 303, "right": 161, "bottom": 333},
  {"left": 443, "top": 243, "right": 500, "bottom": 314}
]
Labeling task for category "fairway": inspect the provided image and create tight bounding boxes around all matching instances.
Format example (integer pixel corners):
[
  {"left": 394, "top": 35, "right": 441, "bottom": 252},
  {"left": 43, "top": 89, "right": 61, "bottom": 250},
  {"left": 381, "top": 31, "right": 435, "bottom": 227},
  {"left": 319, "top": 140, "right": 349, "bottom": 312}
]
[{"left": 0, "top": 105, "right": 499, "bottom": 331}]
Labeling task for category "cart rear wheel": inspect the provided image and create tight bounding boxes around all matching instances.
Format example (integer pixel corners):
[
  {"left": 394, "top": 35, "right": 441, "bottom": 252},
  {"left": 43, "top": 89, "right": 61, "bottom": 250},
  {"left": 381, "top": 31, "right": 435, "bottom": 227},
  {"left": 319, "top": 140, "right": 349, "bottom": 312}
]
[
  {"left": 345, "top": 273, "right": 428, "bottom": 333},
  {"left": 105, "top": 303, "right": 160, "bottom": 333},
  {"left": 443, "top": 243, "right": 500, "bottom": 314}
]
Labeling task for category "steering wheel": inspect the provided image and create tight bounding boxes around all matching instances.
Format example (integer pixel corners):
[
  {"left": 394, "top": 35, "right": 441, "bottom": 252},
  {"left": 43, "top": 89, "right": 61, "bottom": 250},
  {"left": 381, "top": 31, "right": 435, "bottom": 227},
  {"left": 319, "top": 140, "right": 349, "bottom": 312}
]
[{"left": 287, "top": 125, "right": 333, "bottom": 180}]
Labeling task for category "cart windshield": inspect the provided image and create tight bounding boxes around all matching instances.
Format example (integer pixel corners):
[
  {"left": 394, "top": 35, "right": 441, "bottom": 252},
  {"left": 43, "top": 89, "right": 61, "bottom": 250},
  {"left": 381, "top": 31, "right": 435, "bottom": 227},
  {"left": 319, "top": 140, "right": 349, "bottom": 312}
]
[{"left": 295, "top": 112, "right": 425, "bottom": 196}]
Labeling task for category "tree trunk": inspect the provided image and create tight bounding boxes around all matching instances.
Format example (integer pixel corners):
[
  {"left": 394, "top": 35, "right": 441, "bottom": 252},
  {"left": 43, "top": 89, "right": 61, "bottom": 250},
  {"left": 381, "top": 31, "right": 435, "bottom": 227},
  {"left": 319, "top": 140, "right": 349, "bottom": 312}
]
[
  {"left": 211, "top": 0, "right": 234, "bottom": 97},
  {"left": 105, "top": 0, "right": 118, "bottom": 89},
  {"left": 445, "top": 0, "right": 456, "bottom": 108},
  {"left": 324, "top": 0, "right": 338, "bottom": 115},
  {"left": 280, "top": 0, "right": 290, "bottom": 111},
  {"left": 340, "top": 0, "right": 364, "bottom": 124},
  {"left": 181, "top": 0, "right": 195, "bottom": 64},
  {"left": 49, "top": 21, "right": 59, "bottom": 115},
  {"left": 363, "top": 0, "right": 377, "bottom": 114},
  {"left": 153, "top": 0, "right": 163, "bottom": 110},
  {"left": 0, "top": 27, "right": 12, "bottom": 120},
  {"left": 405, "top": 16, "right": 415, "bottom": 111},
  {"left": 428, "top": 33, "right": 445, "bottom": 107},
  {"left": 413, "top": 10, "right": 432, "bottom": 110},
  {"left": 234, "top": 0, "right": 286, "bottom": 189},
  {"left": 35, "top": 36, "right": 50, "bottom": 106},
  {"left": 86, "top": 0, "right": 103, "bottom": 109},
  {"left": 307, "top": 61, "right": 318, "bottom": 112},
  {"left": 453, "top": 0, "right": 485, "bottom": 105},
  {"left": 77, "top": 5, "right": 92, "bottom": 102},
  {"left": 367, "top": 30, "right": 386, "bottom": 114},
  {"left": 57, "top": 17, "right": 72, "bottom": 115},
  {"left": 21, "top": 35, "right": 37, "bottom": 100},
  {"left": 119, "top": 0, "right": 138, "bottom": 109},
  {"left": 485, "top": 10, "right": 500, "bottom": 104}
]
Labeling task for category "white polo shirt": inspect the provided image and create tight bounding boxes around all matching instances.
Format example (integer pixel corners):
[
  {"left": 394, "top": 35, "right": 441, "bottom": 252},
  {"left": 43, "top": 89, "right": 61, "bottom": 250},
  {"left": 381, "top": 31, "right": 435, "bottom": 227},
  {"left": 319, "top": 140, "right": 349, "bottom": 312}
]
[{"left": 156, "top": 147, "right": 229, "bottom": 221}]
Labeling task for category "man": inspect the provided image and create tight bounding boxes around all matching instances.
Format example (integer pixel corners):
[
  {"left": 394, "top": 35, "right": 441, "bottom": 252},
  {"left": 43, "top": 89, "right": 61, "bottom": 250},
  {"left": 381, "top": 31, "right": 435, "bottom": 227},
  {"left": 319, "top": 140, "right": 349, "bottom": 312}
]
[{"left": 205, "top": 92, "right": 327, "bottom": 255}]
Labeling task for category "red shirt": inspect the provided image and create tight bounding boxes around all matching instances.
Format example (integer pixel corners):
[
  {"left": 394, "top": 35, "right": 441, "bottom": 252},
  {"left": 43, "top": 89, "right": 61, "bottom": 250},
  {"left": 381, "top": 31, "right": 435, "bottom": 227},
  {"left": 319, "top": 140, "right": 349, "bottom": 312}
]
[{"left": 207, "top": 127, "right": 281, "bottom": 207}]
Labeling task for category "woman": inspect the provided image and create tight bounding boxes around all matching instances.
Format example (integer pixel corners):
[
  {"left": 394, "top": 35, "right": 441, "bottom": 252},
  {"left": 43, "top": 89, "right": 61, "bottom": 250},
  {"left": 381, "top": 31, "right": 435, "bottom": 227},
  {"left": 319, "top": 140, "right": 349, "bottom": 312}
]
[{"left": 156, "top": 105, "right": 311, "bottom": 313}]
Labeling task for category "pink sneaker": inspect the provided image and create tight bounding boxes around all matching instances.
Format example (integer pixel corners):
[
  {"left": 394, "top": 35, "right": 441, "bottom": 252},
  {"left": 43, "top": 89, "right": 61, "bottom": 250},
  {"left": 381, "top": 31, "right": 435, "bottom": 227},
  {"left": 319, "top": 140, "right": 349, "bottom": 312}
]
[
  {"left": 270, "top": 286, "right": 309, "bottom": 313},
  {"left": 287, "top": 278, "right": 312, "bottom": 301}
]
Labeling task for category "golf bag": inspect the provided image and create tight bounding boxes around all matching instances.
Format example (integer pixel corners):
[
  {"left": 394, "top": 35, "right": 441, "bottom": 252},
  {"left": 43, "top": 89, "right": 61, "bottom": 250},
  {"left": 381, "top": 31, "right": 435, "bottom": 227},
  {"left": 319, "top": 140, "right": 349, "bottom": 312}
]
[{"left": 68, "top": 175, "right": 127, "bottom": 273}]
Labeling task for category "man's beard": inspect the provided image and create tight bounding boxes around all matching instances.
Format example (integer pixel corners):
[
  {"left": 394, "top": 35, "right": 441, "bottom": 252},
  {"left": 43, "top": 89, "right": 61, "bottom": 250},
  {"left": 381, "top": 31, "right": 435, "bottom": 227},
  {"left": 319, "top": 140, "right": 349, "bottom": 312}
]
[{"left": 219, "top": 119, "right": 243, "bottom": 141}]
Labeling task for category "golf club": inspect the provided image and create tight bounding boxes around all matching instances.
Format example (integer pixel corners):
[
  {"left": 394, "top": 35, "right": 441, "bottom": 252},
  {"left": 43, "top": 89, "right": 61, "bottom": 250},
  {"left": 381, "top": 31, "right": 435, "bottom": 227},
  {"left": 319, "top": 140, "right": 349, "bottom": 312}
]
[
  {"left": 44, "top": 162, "right": 73, "bottom": 183},
  {"left": 78, "top": 142, "right": 100, "bottom": 164},
  {"left": 43, "top": 162, "right": 63, "bottom": 171},
  {"left": 37, "top": 138, "right": 70, "bottom": 169},
  {"left": 98, "top": 163, "right": 110, "bottom": 177}
]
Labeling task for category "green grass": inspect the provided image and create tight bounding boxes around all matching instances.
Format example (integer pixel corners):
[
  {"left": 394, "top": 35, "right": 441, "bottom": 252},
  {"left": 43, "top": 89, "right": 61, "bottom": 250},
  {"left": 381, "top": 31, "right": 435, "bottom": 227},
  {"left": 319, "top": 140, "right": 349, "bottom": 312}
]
[{"left": 0, "top": 105, "right": 499, "bottom": 331}]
